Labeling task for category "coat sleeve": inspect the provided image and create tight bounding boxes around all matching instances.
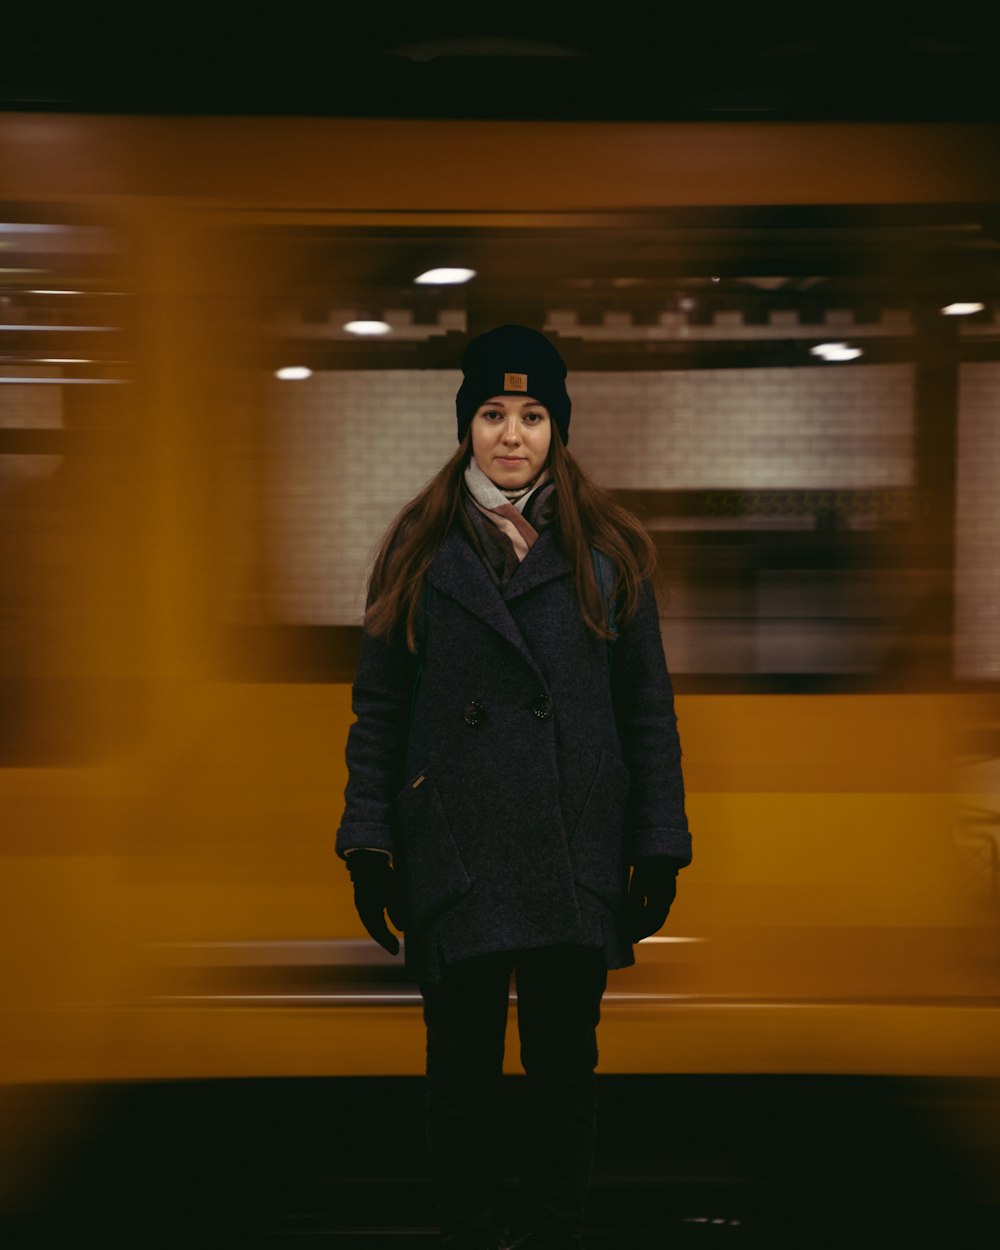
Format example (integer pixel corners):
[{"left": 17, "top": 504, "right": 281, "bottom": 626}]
[
  {"left": 335, "top": 622, "right": 416, "bottom": 860},
  {"left": 611, "top": 577, "right": 692, "bottom": 867}
]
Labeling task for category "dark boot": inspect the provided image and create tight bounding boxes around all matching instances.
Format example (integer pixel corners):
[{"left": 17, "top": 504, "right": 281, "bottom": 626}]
[
  {"left": 515, "top": 1071, "right": 598, "bottom": 1240},
  {"left": 510, "top": 1233, "right": 584, "bottom": 1249},
  {"left": 512, "top": 948, "right": 605, "bottom": 1250},
  {"left": 440, "top": 1233, "right": 507, "bottom": 1249},
  {"left": 422, "top": 955, "right": 514, "bottom": 1250},
  {"left": 426, "top": 1067, "right": 506, "bottom": 1243}
]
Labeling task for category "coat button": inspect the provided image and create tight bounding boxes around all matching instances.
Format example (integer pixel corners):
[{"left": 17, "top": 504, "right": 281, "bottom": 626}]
[
  {"left": 531, "top": 693, "right": 554, "bottom": 720},
  {"left": 463, "top": 699, "right": 487, "bottom": 728}
]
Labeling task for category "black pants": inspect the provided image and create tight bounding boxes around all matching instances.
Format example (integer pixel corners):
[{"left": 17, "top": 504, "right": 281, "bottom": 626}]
[{"left": 420, "top": 944, "right": 608, "bottom": 1245}]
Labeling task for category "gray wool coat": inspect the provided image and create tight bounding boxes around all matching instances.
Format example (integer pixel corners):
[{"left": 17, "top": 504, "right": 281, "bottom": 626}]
[{"left": 336, "top": 521, "right": 692, "bottom": 983}]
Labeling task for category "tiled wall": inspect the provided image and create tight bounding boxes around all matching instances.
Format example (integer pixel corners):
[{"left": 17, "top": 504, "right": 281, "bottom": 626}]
[
  {"left": 0, "top": 366, "right": 62, "bottom": 428},
  {"left": 0, "top": 366, "right": 63, "bottom": 482},
  {"left": 568, "top": 366, "right": 912, "bottom": 491},
  {"left": 266, "top": 363, "right": 914, "bottom": 625},
  {"left": 267, "top": 370, "right": 457, "bottom": 624},
  {"left": 956, "top": 363, "right": 1000, "bottom": 680}
]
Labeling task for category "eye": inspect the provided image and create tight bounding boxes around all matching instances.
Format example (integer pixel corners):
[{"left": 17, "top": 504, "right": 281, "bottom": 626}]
[
  {"left": 478, "top": 408, "right": 504, "bottom": 421},
  {"left": 523, "top": 410, "right": 547, "bottom": 424}
]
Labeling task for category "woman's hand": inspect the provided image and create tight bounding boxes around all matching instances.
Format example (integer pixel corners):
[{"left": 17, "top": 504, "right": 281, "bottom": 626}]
[
  {"left": 625, "top": 857, "right": 680, "bottom": 943},
  {"left": 346, "top": 849, "right": 407, "bottom": 955}
]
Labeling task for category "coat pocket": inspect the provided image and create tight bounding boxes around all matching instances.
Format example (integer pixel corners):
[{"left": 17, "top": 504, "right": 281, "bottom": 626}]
[
  {"left": 570, "top": 750, "right": 631, "bottom": 910},
  {"left": 395, "top": 770, "right": 473, "bottom": 930}
]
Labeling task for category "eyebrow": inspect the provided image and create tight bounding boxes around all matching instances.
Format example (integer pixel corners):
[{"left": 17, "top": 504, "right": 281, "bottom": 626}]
[{"left": 479, "top": 397, "right": 545, "bottom": 407}]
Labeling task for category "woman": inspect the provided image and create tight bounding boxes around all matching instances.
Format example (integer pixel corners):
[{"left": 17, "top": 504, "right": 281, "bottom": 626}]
[{"left": 336, "top": 324, "right": 691, "bottom": 1250}]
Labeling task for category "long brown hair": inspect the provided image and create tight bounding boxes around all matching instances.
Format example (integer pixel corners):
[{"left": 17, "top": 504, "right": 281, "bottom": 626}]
[{"left": 364, "top": 430, "right": 656, "bottom": 652}]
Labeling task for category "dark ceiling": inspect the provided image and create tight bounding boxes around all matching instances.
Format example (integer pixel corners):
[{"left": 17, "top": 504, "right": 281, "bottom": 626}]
[
  {"left": 248, "top": 204, "right": 1000, "bottom": 372},
  {"left": 5, "top": 8, "right": 1000, "bottom": 366},
  {"left": 3, "top": 6, "right": 998, "bottom": 120},
  {"left": 5, "top": 199, "right": 1000, "bottom": 375}
]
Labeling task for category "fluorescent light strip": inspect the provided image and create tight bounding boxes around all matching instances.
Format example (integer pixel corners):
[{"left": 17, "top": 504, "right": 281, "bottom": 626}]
[
  {"left": 0, "top": 377, "right": 126, "bottom": 385},
  {"left": 0, "top": 324, "right": 117, "bottom": 332},
  {"left": 0, "top": 223, "right": 83, "bottom": 233}
]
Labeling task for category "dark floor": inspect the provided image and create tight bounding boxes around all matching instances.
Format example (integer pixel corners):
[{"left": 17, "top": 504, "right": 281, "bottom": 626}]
[{"left": 3, "top": 1075, "right": 1000, "bottom": 1247}]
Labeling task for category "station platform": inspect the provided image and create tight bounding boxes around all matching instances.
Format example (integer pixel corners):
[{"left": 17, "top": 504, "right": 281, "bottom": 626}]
[{"left": 3, "top": 1075, "right": 999, "bottom": 1247}]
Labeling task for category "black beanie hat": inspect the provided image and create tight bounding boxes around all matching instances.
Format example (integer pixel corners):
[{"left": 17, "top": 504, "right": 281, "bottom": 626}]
[{"left": 456, "top": 324, "right": 571, "bottom": 445}]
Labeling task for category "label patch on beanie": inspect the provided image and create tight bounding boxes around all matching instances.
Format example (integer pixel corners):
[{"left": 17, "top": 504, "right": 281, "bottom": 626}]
[{"left": 504, "top": 372, "right": 528, "bottom": 392}]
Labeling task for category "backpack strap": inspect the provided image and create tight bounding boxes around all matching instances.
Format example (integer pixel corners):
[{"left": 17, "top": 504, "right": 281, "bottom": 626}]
[
  {"left": 408, "top": 574, "right": 431, "bottom": 728},
  {"left": 590, "top": 546, "right": 619, "bottom": 671}
]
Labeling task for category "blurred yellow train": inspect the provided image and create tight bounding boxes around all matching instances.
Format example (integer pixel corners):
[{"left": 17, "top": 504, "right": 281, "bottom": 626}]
[{"left": 0, "top": 111, "right": 998, "bottom": 1099}]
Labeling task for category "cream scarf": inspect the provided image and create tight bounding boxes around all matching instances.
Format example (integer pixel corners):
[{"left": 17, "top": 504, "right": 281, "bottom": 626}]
[{"left": 463, "top": 456, "right": 550, "bottom": 562}]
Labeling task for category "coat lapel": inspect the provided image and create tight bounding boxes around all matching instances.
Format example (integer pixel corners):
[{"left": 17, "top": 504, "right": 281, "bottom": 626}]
[
  {"left": 501, "top": 527, "right": 572, "bottom": 603},
  {"left": 427, "top": 526, "right": 570, "bottom": 677}
]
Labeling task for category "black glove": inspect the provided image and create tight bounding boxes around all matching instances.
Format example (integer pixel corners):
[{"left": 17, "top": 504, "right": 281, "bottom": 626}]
[
  {"left": 625, "top": 857, "right": 680, "bottom": 943},
  {"left": 346, "top": 849, "right": 407, "bottom": 955}
]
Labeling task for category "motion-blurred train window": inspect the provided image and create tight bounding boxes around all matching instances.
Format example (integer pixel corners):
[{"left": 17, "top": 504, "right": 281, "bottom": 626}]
[
  {"left": 0, "top": 208, "right": 135, "bottom": 762},
  {"left": 215, "top": 208, "right": 1000, "bottom": 691}
]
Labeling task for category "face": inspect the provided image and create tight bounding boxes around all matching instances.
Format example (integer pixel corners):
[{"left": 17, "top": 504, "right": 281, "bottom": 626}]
[{"left": 470, "top": 395, "right": 552, "bottom": 489}]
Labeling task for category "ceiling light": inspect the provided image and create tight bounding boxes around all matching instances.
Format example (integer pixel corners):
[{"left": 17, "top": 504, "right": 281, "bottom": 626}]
[
  {"left": 810, "top": 342, "right": 863, "bottom": 362},
  {"left": 941, "top": 301, "right": 985, "bottom": 316},
  {"left": 30, "top": 289, "right": 80, "bottom": 295},
  {"left": 344, "top": 319, "right": 391, "bottom": 335},
  {"left": 275, "top": 366, "right": 312, "bottom": 380},
  {"left": 413, "top": 267, "right": 476, "bottom": 285}
]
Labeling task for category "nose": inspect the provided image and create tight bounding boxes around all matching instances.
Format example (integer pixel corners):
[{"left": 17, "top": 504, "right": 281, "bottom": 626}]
[{"left": 501, "top": 416, "right": 521, "bottom": 445}]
